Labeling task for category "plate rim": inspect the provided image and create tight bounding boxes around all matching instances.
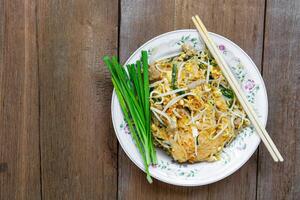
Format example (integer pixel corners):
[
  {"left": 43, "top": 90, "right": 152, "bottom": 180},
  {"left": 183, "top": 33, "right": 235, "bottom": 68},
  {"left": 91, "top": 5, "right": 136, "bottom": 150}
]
[{"left": 111, "top": 29, "right": 268, "bottom": 186}]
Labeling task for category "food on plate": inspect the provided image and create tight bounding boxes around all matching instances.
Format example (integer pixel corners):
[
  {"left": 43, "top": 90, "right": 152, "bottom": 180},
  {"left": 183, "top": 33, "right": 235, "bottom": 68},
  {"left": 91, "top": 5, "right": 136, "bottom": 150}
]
[
  {"left": 149, "top": 44, "right": 250, "bottom": 163},
  {"left": 104, "top": 43, "right": 250, "bottom": 183}
]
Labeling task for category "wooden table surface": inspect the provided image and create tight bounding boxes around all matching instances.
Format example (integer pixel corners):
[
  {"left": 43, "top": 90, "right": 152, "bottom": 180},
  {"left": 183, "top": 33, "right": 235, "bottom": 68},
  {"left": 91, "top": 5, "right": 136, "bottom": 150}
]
[{"left": 0, "top": 0, "right": 299, "bottom": 199}]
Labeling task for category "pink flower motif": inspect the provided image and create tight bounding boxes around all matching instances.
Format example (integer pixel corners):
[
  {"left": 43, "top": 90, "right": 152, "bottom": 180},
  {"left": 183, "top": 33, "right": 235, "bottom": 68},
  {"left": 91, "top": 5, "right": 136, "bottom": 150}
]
[
  {"left": 124, "top": 123, "right": 130, "bottom": 134},
  {"left": 244, "top": 79, "right": 255, "bottom": 91},
  {"left": 219, "top": 44, "right": 225, "bottom": 51}
]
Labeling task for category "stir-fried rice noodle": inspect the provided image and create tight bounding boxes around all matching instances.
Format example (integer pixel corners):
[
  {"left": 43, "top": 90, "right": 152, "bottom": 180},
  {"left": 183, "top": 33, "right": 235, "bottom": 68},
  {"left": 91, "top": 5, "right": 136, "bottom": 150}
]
[{"left": 149, "top": 44, "right": 250, "bottom": 163}]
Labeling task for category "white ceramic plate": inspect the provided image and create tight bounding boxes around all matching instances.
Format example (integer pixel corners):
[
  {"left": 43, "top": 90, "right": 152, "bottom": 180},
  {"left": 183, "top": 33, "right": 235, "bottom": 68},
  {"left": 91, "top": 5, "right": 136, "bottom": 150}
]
[{"left": 111, "top": 29, "right": 268, "bottom": 186}]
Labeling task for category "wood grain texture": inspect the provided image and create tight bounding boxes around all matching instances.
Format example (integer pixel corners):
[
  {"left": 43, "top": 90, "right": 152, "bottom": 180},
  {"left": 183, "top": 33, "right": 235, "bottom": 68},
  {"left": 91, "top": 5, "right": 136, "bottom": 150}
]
[
  {"left": 37, "top": 0, "right": 118, "bottom": 199},
  {"left": 119, "top": 1, "right": 198, "bottom": 199},
  {"left": 174, "top": 1, "right": 265, "bottom": 200},
  {"left": 0, "top": 0, "right": 299, "bottom": 199},
  {"left": 257, "top": 0, "right": 300, "bottom": 199},
  {"left": 0, "top": 0, "right": 41, "bottom": 199},
  {"left": 119, "top": 0, "right": 265, "bottom": 200},
  {"left": 175, "top": 0, "right": 265, "bottom": 71}
]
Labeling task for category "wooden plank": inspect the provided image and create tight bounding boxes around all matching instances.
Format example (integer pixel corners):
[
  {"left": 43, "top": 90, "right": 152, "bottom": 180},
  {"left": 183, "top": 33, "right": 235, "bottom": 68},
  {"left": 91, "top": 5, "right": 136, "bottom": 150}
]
[
  {"left": 0, "top": 0, "right": 41, "bottom": 199},
  {"left": 118, "top": 1, "right": 207, "bottom": 200},
  {"left": 175, "top": 0, "right": 265, "bottom": 71},
  {"left": 37, "top": 0, "right": 118, "bottom": 199},
  {"left": 119, "top": 0, "right": 265, "bottom": 199},
  {"left": 175, "top": 1, "right": 265, "bottom": 199},
  {"left": 257, "top": 0, "right": 300, "bottom": 199}
]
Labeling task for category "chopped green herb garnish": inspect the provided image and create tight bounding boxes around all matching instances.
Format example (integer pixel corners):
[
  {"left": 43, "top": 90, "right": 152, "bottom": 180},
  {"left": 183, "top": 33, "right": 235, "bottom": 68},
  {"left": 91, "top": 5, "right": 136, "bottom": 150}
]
[
  {"left": 196, "top": 135, "right": 199, "bottom": 146},
  {"left": 171, "top": 64, "right": 177, "bottom": 90},
  {"left": 171, "top": 63, "right": 185, "bottom": 95},
  {"left": 220, "top": 85, "right": 234, "bottom": 99}
]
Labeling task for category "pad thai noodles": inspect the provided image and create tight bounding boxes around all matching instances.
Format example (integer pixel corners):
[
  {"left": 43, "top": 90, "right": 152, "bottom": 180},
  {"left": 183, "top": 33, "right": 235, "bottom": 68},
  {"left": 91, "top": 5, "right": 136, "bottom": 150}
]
[{"left": 149, "top": 44, "right": 250, "bottom": 163}]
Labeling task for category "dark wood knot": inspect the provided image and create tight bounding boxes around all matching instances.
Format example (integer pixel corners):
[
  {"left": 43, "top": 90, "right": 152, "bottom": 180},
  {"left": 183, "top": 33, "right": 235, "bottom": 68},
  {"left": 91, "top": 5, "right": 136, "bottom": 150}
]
[{"left": 0, "top": 163, "right": 8, "bottom": 173}]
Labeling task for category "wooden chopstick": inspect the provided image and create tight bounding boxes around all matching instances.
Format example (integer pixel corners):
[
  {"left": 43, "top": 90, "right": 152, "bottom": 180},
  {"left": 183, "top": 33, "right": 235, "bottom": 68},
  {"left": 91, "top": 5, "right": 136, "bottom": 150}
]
[
  {"left": 192, "top": 15, "right": 283, "bottom": 162},
  {"left": 193, "top": 16, "right": 283, "bottom": 161}
]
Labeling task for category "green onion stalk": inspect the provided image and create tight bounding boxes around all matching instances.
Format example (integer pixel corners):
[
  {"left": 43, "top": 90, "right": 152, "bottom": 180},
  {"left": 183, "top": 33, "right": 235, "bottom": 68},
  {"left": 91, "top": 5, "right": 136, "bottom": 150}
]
[{"left": 103, "top": 51, "right": 157, "bottom": 183}]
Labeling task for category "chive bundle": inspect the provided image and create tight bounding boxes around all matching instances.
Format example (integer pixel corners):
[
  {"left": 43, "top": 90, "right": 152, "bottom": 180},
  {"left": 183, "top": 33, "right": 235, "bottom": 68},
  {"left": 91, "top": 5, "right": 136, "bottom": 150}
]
[{"left": 103, "top": 51, "right": 157, "bottom": 183}]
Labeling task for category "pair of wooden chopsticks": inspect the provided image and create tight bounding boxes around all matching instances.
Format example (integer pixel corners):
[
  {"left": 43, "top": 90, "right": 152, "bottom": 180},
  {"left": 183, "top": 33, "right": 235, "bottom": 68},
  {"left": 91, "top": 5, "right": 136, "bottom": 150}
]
[{"left": 192, "top": 15, "right": 283, "bottom": 162}]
